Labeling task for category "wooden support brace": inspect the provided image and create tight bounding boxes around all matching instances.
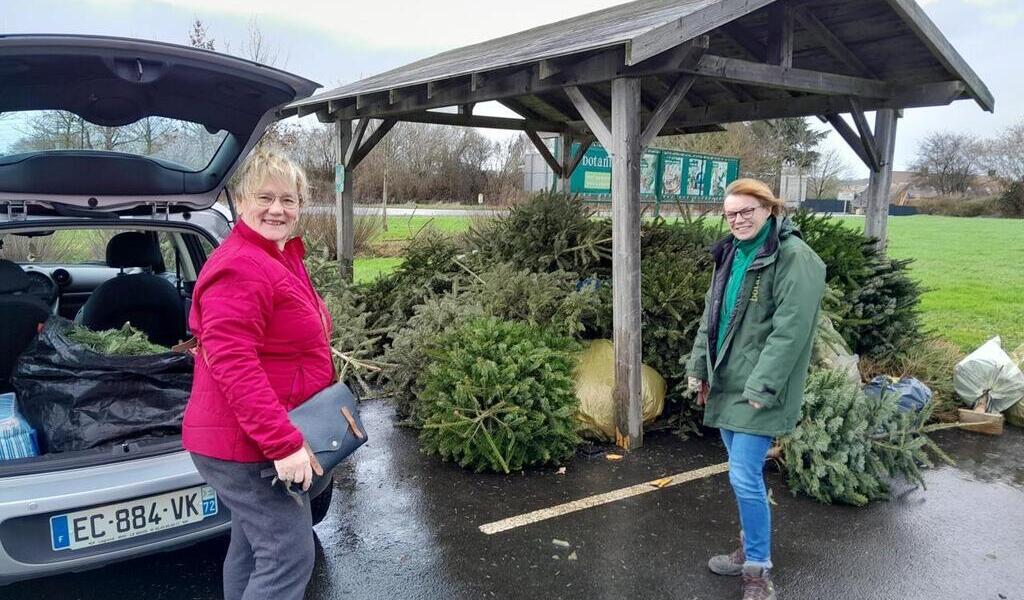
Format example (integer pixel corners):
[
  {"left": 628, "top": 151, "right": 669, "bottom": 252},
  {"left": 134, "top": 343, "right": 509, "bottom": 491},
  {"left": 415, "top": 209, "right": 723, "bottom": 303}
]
[
  {"left": 640, "top": 75, "right": 696, "bottom": 147},
  {"left": 848, "top": 97, "right": 882, "bottom": 171},
  {"left": 565, "top": 86, "right": 613, "bottom": 149},
  {"left": 348, "top": 118, "right": 397, "bottom": 170},
  {"left": 564, "top": 136, "right": 594, "bottom": 179},
  {"left": 823, "top": 113, "right": 874, "bottom": 171},
  {"left": 344, "top": 117, "right": 370, "bottom": 167},
  {"left": 525, "top": 129, "right": 563, "bottom": 178}
]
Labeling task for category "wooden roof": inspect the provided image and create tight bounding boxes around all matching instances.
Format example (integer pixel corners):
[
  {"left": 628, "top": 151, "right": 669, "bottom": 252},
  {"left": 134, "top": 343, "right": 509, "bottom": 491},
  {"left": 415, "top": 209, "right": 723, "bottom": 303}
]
[{"left": 284, "top": 0, "right": 993, "bottom": 139}]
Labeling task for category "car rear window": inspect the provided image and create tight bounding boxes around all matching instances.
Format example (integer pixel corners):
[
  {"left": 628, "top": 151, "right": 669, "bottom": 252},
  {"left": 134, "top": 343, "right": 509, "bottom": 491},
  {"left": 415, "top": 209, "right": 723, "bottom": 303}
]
[
  {"left": 0, "top": 110, "right": 228, "bottom": 172},
  {"left": 0, "top": 228, "right": 181, "bottom": 269}
]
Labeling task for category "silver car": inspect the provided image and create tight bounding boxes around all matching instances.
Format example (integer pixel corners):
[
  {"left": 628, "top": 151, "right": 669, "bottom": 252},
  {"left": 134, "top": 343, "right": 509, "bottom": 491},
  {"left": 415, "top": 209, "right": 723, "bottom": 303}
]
[{"left": 0, "top": 35, "right": 327, "bottom": 585}]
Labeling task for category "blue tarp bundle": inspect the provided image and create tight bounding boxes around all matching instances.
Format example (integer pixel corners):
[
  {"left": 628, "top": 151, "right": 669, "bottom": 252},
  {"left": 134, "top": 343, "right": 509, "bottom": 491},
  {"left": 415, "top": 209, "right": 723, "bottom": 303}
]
[
  {"left": 863, "top": 376, "right": 933, "bottom": 413},
  {"left": 0, "top": 392, "right": 40, "bottom": 460}
]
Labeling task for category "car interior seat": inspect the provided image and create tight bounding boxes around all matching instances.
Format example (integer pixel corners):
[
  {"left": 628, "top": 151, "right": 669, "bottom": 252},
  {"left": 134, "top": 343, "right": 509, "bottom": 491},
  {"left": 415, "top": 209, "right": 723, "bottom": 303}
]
[
  {"left": 79, "top": 232, "right": 185, "bottom": 347},
  {"left": 0, "top": 259, "right": 51, "bottom": 393}
]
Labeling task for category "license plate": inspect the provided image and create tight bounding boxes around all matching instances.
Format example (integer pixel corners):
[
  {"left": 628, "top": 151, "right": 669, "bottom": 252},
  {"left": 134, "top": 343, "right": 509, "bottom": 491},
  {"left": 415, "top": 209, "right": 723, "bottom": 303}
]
[{"left": 50, "top": 485, "right": 218, "bottom": 551}]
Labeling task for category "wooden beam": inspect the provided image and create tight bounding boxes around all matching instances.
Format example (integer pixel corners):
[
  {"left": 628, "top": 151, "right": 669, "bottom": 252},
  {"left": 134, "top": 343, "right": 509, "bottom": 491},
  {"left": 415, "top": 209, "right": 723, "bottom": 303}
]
[
  {"left": 881, "top": 0, "right": 994, "bottom": 112},
  {"left": 426, "top": 77, "right": 468, "bottom": 100},
  {"left": 296, "top": 104, "right": 320, "bottom": 118},
  {"left": 565, "top": 136, "right": 594, "bottom": 180},
  {"left": 344, "top": 117, "right": 370, "bottom": 167},
  {"left": 356, "top": 91, "right": 388, "bottom": 110},
  {"left": 640, "top": 75, "right": 696, "bottom": 147},
  {"left": 539, "top": 58, "right": 565, "bottom": 80},
  {"left": 471, "top": 72, "right": 487, "bottom": 92},
  {"left": 823, "top": 113, "right": 874, "bottom": 171},
  {"left": 525, "top": 129, "right": 563, "bottom": 178},
  {"left": 610, "top": 77, "right": 643, "bottom": 451},
  {"left": 664, "top": 80, "right": 966, "bottom": 128},
  {"left": 847, "top": 97, "right": 882, "bottom": 172},
  {"left": 328, "top": 98, "right": 355, "bottom": 114},
  {"left": 324, "top": 42, "right": 706, "bottom": 121},
  {"left": 391, "top": 110, "right": 569, "bottom": 133},
  {"left": 558, "top": 134, "right": 572, "bottom": 192},
  {"left": 348, "top": 118, "right": 397, "bottom": 169},
  {"left": 626, "top": 0, "right": 776, "bottom": 65},
  {"left": 498, "top": 98, "right": 549, "bottom": 121},
  {"left": 389, "top": 85, "right": 423, "bottom": 105},
  {"left": 334, "top": 119, "right": 354, "bottom": 282},
  {"left": 686, "top": 54, "right": 892, "bottom": 97},
  {"left": 767, "top": 1, "right": 795, "bottom": 68},
  {"left": 865, "top": 109, "right": 898, "bottom": 247},
  {"left": 793, "top": 6, "right": 876, "bottom": 78},
  {"left": 565, "top": 85, "right": 613, "bottom": 149}
]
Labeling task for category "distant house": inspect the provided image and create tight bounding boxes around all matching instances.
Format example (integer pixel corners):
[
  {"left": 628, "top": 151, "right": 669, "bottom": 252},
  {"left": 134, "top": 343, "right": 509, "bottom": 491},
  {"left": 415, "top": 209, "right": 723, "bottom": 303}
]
[{"left": 839, "top": 171, "right": 1002, "bottom": 207}]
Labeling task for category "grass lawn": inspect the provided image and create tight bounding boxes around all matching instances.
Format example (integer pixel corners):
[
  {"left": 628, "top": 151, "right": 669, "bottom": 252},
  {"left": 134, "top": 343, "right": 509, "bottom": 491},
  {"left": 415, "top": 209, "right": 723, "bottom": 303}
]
[
  {"left": 353, "top": 257, "right": 405, "bottom": 284},
  {"left": 859, "top": 215, "right": 1024, "bottom": 353},
  {"left": 374, "top": 215, "right": 479, "bottom": 242}
]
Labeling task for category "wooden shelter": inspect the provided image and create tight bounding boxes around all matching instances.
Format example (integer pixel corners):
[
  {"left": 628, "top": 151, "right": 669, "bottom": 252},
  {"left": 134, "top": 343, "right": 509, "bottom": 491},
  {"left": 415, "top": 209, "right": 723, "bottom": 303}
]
[{"left": 284, "top": 0, "right": 992, "bottom": 450}]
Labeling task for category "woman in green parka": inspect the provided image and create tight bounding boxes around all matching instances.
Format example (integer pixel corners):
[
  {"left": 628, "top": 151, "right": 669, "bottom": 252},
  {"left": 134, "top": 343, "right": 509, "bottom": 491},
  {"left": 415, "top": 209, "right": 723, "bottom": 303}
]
[{"left": 687, "top": 178, "right": 825, "bottom": 600}]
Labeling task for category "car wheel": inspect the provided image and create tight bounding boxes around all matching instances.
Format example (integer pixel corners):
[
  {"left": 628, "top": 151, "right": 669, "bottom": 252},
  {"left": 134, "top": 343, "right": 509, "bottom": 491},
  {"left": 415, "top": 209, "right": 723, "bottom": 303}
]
[{"left": 310, "top": 477, "right": 334, "bottom": 526}]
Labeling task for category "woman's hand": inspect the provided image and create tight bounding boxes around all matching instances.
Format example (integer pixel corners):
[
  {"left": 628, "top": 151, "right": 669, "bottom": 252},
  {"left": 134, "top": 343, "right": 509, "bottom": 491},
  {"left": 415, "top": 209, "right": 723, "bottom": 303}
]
[
  {"left": 689, "top": 377, "right": 710, "bottom": 406},
  {"left": 274, "top": 447, "right": 316, "bottom": 492}
]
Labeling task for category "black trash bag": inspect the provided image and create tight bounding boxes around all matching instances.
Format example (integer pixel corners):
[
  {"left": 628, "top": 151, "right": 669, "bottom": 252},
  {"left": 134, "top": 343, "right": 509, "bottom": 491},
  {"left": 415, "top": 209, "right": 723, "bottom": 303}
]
[{"left": 11, "top": 317, "right": 193, "bottom": 453}]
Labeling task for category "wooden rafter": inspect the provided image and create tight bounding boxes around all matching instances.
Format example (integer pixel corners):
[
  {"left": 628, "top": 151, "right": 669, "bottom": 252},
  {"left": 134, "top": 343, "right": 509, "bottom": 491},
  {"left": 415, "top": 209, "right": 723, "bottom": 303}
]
[
  {"left": 393, "top": 110, "right": 569, "bottom": 133},
  {"left": 685, "top": 55, "right": 892, "bottom": 98},
  {"left": 793, "top": 6, "right": 876, "bottom": 78},
  {"left": 766, "top": 1, "right": 795, "bottom": 68},
  {"left": 564, "top": 136, "right": 594, "bottom": 179}
]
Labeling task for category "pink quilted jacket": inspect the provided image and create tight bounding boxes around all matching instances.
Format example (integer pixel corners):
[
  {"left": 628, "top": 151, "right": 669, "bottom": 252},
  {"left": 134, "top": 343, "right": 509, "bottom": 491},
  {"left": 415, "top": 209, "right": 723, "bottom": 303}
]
[{"left": 182, "top": 221, "right": 334, "bottom": 462}]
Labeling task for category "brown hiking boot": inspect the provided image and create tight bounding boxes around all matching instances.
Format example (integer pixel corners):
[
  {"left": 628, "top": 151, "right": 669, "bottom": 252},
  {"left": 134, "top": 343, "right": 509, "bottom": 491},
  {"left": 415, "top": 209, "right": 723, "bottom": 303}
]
[
  {"left": 707, "top": 545, "right": 745, "bottom": 576},
  {"left": 741, "top": 565, "right": 777, "bottom": 600}
]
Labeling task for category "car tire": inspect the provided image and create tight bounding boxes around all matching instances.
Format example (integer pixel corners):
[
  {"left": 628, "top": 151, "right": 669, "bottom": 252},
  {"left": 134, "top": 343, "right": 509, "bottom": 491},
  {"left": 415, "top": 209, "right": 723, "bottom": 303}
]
[{"left": 310, "top": 477, "right": 334, "bottom": 526}]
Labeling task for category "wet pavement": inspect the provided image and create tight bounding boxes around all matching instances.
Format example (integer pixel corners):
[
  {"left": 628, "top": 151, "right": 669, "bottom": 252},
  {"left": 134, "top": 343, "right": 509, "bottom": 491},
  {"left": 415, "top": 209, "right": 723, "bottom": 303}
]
[{"left": 6, "top": 399, "right": 1024, "bottom": 600}]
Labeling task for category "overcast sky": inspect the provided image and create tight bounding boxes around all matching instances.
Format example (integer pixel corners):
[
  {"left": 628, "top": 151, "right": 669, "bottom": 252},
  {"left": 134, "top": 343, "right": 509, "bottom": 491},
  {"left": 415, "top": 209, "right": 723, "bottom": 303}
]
[{"left": 3, "top": 0, "right": 1021, "bottom": 177}]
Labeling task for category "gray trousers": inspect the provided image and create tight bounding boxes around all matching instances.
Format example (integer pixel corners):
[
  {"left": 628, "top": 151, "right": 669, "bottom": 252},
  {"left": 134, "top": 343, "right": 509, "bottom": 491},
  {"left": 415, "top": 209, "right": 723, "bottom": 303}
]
[{"left": 191, "top": 453, "right": 315, "bottom": 600}]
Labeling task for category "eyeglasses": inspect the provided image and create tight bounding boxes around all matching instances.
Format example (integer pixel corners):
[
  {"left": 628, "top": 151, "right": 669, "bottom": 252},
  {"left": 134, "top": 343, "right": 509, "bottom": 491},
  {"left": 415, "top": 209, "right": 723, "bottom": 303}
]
[
  {"left": 253, "top": 193, "right": 302, "bottom": 210},
  {"left": 724, "top": 206, "right": 761, "bottom": 222}
]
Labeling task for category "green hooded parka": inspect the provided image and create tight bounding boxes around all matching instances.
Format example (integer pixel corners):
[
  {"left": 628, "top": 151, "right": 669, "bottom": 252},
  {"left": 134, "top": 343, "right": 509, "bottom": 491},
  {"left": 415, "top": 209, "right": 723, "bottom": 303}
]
[{"left": 686, "top": 217, "right": 826, "bottom": 437}]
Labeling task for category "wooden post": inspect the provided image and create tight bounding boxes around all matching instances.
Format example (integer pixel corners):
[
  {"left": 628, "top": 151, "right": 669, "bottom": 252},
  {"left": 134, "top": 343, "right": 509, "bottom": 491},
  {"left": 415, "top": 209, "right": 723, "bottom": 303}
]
[
  {"left": 334, "top": 119, "right": 355, "bottom": 281},
  {"left": 559, "top": 134, "right": 573, "bottom": 193},
  {"left": 610, "top": 77, "right": 643, "bottom": 451},
  {"left": 865, "top": 109, "right": 898, "bottom": 248}
]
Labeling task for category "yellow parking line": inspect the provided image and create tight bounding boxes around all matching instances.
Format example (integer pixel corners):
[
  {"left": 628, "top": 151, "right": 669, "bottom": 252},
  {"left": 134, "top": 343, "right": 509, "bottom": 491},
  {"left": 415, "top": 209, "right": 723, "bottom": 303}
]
[{"left": 478, "top": 462, "right": 730, "bottom": 535}]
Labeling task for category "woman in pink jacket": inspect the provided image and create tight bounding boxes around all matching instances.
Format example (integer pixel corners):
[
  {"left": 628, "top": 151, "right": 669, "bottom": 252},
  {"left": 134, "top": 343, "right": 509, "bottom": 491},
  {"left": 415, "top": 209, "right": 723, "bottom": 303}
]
[{"left": 183, "top": 148, "right": 334, "bottom": 600}]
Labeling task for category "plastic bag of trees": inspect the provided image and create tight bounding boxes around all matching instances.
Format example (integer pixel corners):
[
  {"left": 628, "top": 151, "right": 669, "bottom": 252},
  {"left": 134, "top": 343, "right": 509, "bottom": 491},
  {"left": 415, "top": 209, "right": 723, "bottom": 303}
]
[
  {"left": 954, "top": 336, "right": 1024, "bottom": 413},
  {"left": 12, "top": 317, "right": 193, "bottom": 453},
  {"left": 574, "top": 340, "right": 666, "bottom": 441}
]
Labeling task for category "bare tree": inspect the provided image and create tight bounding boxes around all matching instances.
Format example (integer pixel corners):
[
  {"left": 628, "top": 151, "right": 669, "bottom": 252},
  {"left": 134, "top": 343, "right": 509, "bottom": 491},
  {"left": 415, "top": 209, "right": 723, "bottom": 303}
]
[
  {"left": 807, "top": 147, "right": 851, "bottom": 199},
  {"left": 909, "top": 131, "right": 979, "bottom": 196},
  {"left": 980, "top": 119, "right": 1024, "bottom": 184}
]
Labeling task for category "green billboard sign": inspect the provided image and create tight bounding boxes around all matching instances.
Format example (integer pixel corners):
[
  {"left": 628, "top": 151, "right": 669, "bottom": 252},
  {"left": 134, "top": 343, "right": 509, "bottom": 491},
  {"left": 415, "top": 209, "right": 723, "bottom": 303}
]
[{"left": 565, "top": 143, "right": 739, "bottom": 201}]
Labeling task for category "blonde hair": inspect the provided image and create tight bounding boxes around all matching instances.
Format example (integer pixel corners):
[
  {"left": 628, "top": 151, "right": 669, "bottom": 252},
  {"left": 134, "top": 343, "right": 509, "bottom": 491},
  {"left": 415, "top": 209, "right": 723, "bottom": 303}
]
[
  {"left": 724, "top": 178, "right": 785, "bottom": 217},
  {"left": 233, "top": 147, "right": 309, "bottom": 206}
]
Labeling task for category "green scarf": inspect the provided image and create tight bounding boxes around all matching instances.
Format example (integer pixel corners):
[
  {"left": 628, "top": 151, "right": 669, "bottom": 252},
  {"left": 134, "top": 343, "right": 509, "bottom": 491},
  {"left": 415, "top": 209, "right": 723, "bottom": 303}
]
[{"left": 717, "top": 218, "right": 773, "bottom": 352}]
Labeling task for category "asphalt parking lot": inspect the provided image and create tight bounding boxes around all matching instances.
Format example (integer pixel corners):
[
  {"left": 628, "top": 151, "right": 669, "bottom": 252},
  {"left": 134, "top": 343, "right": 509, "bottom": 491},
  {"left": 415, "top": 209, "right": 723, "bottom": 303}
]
[{"left": 7, "top": 399, "right": 1024, "bottom": 600}]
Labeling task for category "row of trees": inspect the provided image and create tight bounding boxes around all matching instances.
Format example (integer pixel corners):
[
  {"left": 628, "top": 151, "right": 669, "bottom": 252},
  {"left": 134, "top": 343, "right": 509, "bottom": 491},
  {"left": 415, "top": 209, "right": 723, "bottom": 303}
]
[{"left": 910, "top": 122, "right": 1024, "bottom": 197}]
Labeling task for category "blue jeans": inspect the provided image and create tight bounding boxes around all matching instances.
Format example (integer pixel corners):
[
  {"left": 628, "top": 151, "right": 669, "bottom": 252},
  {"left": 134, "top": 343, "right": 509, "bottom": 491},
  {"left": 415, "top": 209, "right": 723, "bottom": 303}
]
[{"left": 720, "top": 429, "right": 773, "bottom": 568}]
